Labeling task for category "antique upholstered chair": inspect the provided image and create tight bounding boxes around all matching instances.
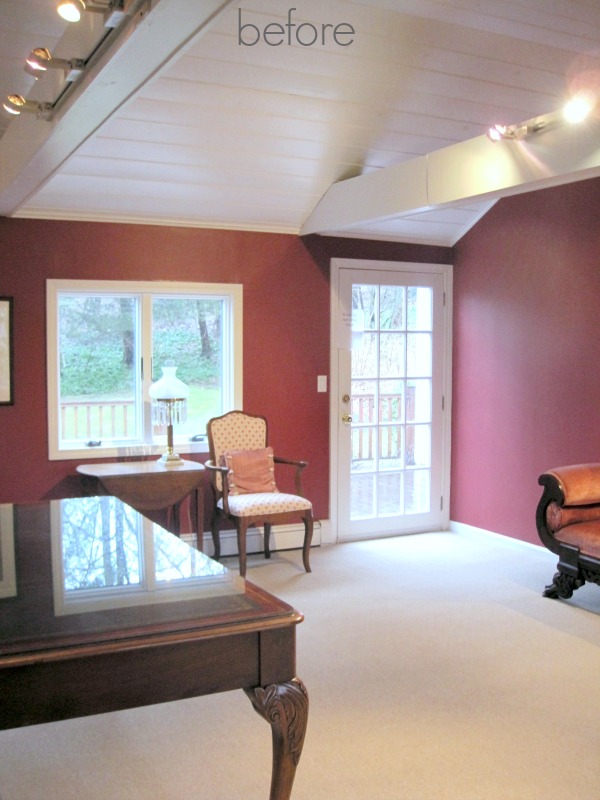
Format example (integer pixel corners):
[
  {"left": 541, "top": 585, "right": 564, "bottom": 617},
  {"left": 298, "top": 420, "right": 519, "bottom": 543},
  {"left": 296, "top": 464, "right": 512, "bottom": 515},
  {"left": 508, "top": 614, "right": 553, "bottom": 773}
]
[
  {"left": 205, "top": 410, "right": 313, "bottom": 577},
  {"left": 536, "top": 463, "right": 600, "bottom": 599}
]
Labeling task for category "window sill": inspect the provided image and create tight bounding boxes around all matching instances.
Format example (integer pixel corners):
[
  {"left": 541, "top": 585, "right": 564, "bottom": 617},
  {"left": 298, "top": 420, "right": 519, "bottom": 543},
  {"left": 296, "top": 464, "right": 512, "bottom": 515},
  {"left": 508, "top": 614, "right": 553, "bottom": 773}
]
[{"left": 49, "top": 439, "right": 209, "bottom": 462}]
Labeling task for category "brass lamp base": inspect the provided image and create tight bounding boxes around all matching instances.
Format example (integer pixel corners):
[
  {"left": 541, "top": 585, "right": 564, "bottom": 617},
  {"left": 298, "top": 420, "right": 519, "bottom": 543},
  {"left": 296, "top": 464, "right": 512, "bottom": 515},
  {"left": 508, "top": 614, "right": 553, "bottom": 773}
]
[{"left": 158, "top": 451, "right": 184, "bottom": 467}]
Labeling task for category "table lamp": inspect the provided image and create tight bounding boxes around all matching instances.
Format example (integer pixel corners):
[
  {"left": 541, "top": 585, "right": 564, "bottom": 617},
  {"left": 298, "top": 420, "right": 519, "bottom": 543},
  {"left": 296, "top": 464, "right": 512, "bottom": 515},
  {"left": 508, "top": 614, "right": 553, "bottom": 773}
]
[{"left": 149, "top": 361, "right": 189, "bottom": 466}]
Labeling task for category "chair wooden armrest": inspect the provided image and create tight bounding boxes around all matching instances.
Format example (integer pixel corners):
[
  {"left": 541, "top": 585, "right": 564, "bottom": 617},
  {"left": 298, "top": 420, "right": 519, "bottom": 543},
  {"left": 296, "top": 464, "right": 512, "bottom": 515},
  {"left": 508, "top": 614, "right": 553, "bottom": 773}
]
[
  {"left": 205, "top": 460, "right": 232, "bottom": 514},
  {"left": 274, "top": 457, "right": 309, "bottom": 496}
]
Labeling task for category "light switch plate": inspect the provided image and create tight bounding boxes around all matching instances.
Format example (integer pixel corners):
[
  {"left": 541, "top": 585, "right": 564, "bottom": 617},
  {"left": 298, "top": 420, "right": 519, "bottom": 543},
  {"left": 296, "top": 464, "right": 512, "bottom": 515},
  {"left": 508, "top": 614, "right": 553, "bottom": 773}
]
[{"left": 317, "top": 375, "right": 327, "bottom": 393}]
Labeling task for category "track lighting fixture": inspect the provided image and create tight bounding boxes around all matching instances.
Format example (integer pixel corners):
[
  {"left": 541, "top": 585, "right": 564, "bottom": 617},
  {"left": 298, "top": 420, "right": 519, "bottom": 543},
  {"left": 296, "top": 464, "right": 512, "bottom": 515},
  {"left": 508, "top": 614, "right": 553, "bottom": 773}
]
[
  {"left": 24, "top": 47, "right": 85, "bottom": 81},
  {"left": 57, "top": 0, "right": 131, "bottom": 28},
  {"left": 2, "top": 95, "right": 52, "bottom": 117},
  {"left": 486, "top": 123, "right": 526, "bottom": 142},
  {"left": 4, "top": 0, "right": 143, "bottom": 121},
  {"left": 487, "top": 93, "right": 596, "bottom": 143}
]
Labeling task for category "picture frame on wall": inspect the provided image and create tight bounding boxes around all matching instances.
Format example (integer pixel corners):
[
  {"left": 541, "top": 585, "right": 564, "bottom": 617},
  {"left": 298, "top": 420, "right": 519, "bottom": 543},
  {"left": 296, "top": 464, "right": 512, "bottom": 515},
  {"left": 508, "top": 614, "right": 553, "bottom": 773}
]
[{"left": 0, "top": 297, "right": 13, "bottom": 405}]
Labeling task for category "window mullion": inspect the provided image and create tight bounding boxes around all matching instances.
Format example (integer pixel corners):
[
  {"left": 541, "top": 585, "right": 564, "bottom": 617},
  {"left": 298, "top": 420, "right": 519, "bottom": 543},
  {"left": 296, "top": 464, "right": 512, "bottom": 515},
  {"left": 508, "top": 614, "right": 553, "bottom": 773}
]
[{"left": 141, "top": 293, "right": 153, "bottom": 445}]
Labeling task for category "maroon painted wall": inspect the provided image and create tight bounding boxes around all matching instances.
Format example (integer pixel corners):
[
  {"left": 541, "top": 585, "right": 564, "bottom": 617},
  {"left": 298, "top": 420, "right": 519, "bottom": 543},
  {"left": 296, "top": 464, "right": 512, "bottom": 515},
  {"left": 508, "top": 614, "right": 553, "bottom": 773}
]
[
  {"left": 452, "top": 177, "right": 600, "bottom": 545},
  {"left": 0, "top": 218, "right": 449, "bottom": 525}
]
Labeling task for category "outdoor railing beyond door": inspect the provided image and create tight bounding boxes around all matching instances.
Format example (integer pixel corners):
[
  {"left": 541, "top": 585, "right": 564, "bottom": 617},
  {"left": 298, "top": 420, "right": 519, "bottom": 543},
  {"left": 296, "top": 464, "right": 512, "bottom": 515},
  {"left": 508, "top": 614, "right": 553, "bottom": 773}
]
[{"left": 351, "top": 392, "right": 415, "bottom": 463}]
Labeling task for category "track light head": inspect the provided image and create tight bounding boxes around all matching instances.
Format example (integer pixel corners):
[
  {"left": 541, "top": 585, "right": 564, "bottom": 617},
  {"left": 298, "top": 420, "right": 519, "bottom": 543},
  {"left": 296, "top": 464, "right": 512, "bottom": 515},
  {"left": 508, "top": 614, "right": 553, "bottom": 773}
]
[
  {"left": 57, "top": 0, "right": 130, "bottom": 27},
  {"left": 25, "top": 47, "right": 52, "bottom": 73},
  {"left": 563, "top": 92, "right": 595, "bottom": 124},
  {"left": 3, "top": 94, "right": 52, "bottom": 117},
  {"left": 3, "top": 95, "right": 34, "bottom": 115},
  {"left": 486, "top": 124, "right": 508, "bottom": 142},
  {"left": 57, "top": 0, "right": 86, "bottom": 22},
  {"left": 24, "top": 48, "right": 85, "bottom": 80},
  {"left": 486, "top": 123, "right": 527, "bottom": 143}
]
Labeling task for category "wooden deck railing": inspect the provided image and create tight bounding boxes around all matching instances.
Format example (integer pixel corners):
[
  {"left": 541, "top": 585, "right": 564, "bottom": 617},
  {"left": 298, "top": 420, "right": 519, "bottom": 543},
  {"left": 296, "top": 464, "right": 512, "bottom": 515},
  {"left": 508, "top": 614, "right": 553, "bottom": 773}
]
[
  {"left": 61, "top": 400, "right": 135, "bottom": 441},
  {"left": 351, "top": 392, "right": 415, "bottom": 462}
]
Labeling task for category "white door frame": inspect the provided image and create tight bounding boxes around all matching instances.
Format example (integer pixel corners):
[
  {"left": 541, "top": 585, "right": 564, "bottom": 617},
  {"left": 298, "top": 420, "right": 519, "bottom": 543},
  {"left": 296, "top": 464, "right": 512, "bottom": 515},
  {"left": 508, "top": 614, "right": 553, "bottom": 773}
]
[{"left": 328, "top": 258, "right": 453, "bottom": 544}]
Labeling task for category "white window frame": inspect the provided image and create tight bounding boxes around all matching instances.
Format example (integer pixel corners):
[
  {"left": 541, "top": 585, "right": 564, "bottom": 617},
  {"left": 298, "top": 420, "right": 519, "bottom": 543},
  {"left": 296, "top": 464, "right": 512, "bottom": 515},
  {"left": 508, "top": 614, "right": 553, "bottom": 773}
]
[{"left": 47, "top": 279, "right": 243, "bottom": 461}]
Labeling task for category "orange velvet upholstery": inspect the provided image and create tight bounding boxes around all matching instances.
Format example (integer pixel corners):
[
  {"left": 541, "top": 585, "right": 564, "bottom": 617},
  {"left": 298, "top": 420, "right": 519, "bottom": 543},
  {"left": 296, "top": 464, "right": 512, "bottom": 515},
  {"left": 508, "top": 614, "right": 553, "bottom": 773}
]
[{"left": 536, "top": 464, "right": 600, "bottom": 599}]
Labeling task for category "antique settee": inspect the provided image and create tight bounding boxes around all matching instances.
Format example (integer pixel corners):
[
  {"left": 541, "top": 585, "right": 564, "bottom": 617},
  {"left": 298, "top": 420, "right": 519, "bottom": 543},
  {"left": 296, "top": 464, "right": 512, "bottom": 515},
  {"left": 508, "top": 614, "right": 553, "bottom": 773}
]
[{"left": 536, "top": 463, "right": 600, "bottom": 599}]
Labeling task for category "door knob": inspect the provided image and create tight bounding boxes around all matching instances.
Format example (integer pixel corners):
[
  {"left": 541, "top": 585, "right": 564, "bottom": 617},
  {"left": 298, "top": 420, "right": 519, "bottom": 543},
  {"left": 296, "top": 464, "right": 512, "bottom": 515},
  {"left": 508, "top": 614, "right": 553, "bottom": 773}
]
[{"left": 341, "top": 414, "right": 352, "bottom": 424}]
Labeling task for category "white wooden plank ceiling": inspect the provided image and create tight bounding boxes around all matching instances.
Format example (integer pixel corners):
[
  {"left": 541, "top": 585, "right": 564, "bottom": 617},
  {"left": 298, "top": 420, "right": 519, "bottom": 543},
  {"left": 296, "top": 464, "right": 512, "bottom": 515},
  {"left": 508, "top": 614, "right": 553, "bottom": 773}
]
[{"left": 1, "top": 0, "right": 600, "bottom": 246}]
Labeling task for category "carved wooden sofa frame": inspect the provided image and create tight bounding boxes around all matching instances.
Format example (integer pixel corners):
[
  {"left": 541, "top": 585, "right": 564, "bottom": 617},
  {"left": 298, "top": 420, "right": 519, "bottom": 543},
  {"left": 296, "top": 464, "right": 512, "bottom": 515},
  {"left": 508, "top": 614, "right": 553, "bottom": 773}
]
[{"left": 536, "top": 464, "right": 600, "bottom": 599}]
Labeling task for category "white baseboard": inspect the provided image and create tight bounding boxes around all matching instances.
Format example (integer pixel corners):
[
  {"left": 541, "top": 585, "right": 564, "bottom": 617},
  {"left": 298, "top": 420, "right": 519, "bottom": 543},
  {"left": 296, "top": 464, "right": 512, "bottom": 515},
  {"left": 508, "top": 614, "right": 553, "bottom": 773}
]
[
  {"left": 449, "top": 519, "right": 544, "bottom": 551},
  {"left": 188, "top": 519, "right": 327, "bottom": 559}
]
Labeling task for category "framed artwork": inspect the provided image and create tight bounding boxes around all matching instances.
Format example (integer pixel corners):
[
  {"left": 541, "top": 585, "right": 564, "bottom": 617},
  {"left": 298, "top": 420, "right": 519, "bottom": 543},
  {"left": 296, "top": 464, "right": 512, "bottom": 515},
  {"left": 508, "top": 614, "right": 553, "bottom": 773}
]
[{"left": 0, "top": 297, "right": 13, "bottom": 405}]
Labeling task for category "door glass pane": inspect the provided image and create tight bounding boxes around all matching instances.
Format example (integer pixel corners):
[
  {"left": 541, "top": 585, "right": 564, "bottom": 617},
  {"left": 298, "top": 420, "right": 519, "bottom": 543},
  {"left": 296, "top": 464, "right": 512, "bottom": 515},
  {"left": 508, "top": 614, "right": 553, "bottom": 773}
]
[
  {"left": 407, "top": 333, "right": 431, "bottom": 377},
  {"left": 152, "top": 297, "right": 224, "bottom": 440},
  {"left": 379, "top": 425, "right": 403, "bottom": 471},
  {"left": 351, "top": 379, "right": 376, "bottom": 424},
  {"left": 351, "top": 426, "right": 376, "bottom": 472},
  {"left": 352, "top": 332, "right": 377, "bottom": 379},
  {"left": 407, "top": 424, "right": 431, "bottom": 468},
  {"left": 407, "top": 379, "right": 431, "bottom": 423},
  {"left": 378, "top": 472, "right": 403, "bottom": 516},
  {"left": 380, "top": 333, "right": 405, "bottom": 378},
  {"left": 407, "top": 287, "right": 432, "bottom": 330},
  {"left": 352, "top": 285, "right": 378, "bottom": 330},
  {"left": 380, "top": 286, "right": 405, "bottom": 329},
  {"left": 405, "top": 469, "right": 430, "bottom": 514},
  {"left": 379, "top": 380, "right": 404, "bottom": 423},
  {"left": 349, "top": 282, "right": 433, "bottom": 522},
  {"left": 58, "top": 294, "right": 139, "bottom": 445},
  {"left": 350, "top": 473, "right": 375, "bottom": 519}
]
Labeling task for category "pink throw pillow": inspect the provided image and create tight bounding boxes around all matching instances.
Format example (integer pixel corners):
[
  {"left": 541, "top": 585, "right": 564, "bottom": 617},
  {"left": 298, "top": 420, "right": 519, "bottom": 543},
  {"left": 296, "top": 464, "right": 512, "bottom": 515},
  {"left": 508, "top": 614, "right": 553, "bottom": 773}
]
[{"left": 221, "top": 447, "right": 278, "bottom": 495}]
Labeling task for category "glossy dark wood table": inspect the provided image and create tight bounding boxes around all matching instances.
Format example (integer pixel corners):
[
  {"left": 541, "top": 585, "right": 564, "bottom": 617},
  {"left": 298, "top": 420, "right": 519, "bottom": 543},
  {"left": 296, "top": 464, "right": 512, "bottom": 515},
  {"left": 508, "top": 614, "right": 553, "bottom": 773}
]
[{"left": 0, "top": 497, "right": 308, "bottom": 800}]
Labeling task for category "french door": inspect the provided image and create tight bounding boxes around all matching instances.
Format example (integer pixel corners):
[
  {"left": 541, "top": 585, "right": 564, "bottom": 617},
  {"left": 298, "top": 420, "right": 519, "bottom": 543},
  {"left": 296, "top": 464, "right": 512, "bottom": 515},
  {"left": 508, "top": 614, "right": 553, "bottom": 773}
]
[{"left": 332, "top": 260, "right": 452, "bottom": 541}]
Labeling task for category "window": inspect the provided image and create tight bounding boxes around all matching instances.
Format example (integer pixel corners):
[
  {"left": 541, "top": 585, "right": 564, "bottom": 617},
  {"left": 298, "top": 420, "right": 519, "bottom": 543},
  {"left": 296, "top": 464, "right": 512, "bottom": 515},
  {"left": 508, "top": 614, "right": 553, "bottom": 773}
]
[{"left": 47, "top": 280, "right": 242, "bottom": 460}]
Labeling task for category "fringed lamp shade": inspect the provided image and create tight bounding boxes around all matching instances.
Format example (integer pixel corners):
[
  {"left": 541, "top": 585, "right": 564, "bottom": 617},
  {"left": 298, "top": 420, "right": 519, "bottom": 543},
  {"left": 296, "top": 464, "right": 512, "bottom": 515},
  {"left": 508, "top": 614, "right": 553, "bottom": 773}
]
[{"left": 149, "top": 362, "right": 189, "bottom": 465}]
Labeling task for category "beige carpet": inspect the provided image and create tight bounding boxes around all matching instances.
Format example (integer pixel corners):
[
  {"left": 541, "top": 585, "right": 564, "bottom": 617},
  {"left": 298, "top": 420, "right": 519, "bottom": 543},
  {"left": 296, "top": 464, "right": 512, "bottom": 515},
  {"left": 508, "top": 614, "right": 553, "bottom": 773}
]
[{"left": 2, "top": 529, "right": 600, "bottom": 800}]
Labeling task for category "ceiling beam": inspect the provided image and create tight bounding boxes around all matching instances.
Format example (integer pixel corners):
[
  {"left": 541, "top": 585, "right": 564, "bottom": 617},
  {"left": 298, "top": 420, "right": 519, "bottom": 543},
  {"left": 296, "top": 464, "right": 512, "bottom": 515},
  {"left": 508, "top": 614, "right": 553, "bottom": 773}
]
[
  {"left": 301, "top": 118, "right": 600, "bottom": 236},
  {"left": 0, "top": 0, "right": 235, "bottom": 216}
]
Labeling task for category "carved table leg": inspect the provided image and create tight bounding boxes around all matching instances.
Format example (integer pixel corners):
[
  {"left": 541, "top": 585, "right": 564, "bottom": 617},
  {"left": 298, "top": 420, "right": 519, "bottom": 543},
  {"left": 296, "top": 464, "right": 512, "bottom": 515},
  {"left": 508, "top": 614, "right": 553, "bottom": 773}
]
[{"left": 244, "top": 678, "right": 308, "bottom": 800}]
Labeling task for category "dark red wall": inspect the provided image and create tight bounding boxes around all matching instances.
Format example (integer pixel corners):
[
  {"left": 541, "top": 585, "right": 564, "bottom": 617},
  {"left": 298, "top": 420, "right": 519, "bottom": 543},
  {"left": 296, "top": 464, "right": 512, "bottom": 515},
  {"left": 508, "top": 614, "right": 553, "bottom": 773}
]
[
  {"left": 452, "top": 177, "right": 600, "bottom": 545},
  {"left": 7, "top": 182, "right": 595, "bottom": 548},
  {"left": 0, "top": 219, "right": 449, "bottom": 524}
]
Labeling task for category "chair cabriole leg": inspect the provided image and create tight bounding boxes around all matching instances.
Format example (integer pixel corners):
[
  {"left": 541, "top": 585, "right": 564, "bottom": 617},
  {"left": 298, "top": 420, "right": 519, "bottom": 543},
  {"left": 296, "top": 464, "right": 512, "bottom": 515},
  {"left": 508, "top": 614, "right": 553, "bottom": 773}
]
[{"left": 302, "top": 514, "right": 313, "bottom": 573}]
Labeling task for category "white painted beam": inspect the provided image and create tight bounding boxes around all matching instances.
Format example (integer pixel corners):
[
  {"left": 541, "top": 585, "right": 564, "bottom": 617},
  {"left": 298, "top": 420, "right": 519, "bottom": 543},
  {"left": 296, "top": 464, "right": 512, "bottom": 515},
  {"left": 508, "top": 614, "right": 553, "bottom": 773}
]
[
  {"left": 0, "top": 0, "right": 235, "bottom": 216},
  {"left": 301, "top": 156, "right": 429, "bottom": 235},
  {"left": 427, "top": 119, "right": 600, "bottom": 205},
  {"left": 301, "top": 118, "right": 600, "bottom": 236}
]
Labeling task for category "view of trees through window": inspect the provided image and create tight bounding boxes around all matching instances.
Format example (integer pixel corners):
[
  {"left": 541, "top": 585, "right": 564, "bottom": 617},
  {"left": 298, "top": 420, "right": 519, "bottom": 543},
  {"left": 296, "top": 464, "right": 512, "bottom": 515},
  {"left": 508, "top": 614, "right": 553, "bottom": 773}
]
[
  {"left": 58, "top": 292, "right": 224, "bottom": 444},
  {"left": 151, "top": 296, "right": 223, "bottom": 439}
]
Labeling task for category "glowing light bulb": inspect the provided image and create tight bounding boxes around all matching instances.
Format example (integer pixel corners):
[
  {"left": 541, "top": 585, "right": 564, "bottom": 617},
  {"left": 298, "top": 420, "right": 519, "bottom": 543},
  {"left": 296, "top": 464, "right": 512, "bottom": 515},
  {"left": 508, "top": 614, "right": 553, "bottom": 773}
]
[
  {"left": 57, "top": 0, "right": 85, "bottom": 22},
  {"left": 563, "top": 93, "right": 595, "bottom": 124}
]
